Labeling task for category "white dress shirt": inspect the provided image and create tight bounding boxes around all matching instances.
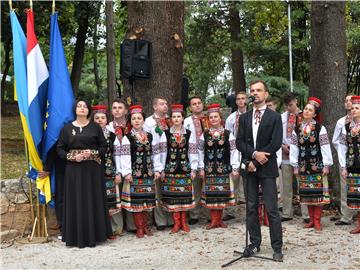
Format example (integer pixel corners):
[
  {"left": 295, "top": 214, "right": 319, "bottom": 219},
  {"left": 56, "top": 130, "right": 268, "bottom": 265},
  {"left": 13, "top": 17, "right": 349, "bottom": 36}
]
[{"left": 252, "top": 105, "right": 267, "bottom": 149}]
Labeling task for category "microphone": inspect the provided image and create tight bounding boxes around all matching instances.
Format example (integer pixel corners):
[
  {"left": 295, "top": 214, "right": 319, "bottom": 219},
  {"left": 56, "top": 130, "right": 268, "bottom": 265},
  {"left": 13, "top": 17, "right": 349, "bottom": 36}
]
[{"left": 247, "top": 96, "right": 255, "bottom": 104}]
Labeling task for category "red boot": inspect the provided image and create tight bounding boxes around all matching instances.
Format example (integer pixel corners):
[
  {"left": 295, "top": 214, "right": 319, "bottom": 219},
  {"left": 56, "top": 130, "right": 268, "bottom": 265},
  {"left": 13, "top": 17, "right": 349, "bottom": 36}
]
[
  {"left": 350, "top": 213, "right": 360, "bottom": 234},
  {"left": 142, "top": 212, "right": 153, "bottom": 236},
  {"left": 263, "top": 206, "right": 269, "bottom": 227},
  {"left": 206, "top": 210, "right": 218, "bottom": 230},
  {"left": 258, "top": 205, "right": 263, "bottom": 225},
  {"left": 304, "top": 205, "right": 315, "bottom": 229},
  {"left": 133, "top": 212, "right": 145, "bottom": 238},
  {"left": 313, "top": 206, "right": 323, "bottom": 232},
  {"left": 181, "top": 211, "right": 190, "bottom": 232},
  {"left": 171, "top": 212, "right": 181, "bottom": 233},
  {"left": 217, "top": 210, "right": 228, "bottom": 228}
]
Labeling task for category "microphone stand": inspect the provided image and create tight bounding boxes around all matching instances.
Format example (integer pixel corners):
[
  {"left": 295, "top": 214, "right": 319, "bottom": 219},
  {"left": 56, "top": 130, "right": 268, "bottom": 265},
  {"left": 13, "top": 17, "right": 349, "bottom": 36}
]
[{"left": 222, "top": 170, "right": 276, "bottom": 268}]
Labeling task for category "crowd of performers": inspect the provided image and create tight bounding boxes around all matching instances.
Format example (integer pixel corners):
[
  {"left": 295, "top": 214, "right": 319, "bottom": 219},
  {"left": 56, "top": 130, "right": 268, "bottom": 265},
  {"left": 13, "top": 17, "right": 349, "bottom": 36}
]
[{"left": 41, "top": 80, "right": 359, "bottom": 251}]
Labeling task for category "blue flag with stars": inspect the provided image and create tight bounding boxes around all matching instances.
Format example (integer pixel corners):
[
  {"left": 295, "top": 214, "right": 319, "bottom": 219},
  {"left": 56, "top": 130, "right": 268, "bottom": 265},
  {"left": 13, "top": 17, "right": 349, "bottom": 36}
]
[{"left": 42, "top": 13, "right": 74, "bottom": 200}]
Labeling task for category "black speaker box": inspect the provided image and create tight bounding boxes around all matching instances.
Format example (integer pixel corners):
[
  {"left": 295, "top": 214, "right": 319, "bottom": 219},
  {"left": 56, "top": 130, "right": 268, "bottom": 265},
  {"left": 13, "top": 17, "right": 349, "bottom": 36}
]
[{"left": 120, "top": 39, "right": 152, "bottom": 80}]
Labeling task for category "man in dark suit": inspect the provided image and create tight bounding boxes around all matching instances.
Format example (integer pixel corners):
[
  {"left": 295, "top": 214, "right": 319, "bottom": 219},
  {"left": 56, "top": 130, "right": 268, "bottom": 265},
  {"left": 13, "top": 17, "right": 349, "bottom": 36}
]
[{"left": 236, "top": 80, "right": 283, "bottom": 262}]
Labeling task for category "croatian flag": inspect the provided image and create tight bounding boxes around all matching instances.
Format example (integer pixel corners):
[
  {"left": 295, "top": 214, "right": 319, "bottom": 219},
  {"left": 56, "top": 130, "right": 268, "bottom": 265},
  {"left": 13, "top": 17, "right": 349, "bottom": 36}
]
[
  {"left": 26, "top": 10, "right": 51, "bottom": 203},
  {"left": 27, "top": 9, "right": 49, "bottom": 152}
]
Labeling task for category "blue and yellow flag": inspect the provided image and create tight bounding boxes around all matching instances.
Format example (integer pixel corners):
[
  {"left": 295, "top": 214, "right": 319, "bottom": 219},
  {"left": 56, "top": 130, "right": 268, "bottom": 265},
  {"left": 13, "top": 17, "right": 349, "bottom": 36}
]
[{"left": 10, "top": 10, "right": 51, "bottom": 203}]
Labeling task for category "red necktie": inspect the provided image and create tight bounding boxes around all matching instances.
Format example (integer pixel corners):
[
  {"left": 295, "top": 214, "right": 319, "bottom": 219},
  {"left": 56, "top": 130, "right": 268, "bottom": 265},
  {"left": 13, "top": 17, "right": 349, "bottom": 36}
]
[{"left": 254, "top": 110, "right": 262, "bottom": 125}]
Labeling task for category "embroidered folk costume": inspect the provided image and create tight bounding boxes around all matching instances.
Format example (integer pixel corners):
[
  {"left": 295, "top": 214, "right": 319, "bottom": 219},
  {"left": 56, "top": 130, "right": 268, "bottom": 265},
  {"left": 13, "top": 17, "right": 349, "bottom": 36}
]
[
  {"left": 143, "top": 106, "right": 172, "bottom": 228},
  {"left": 92, "top": 105, "right": 123, "bottom": 236},
  {"left": 57, "top": 120, "right": 112, "bottom": 247},
  {"left": 184, "top": 112, "right": 209, "bottom": 144},
  {"left": 107, "top": 107, "right": 136, "bottom": 232},
  {"left": 225, "top": 107, "right": 247, "bottom": 220},
  {"left": 198, "top": 104, "right": 240, "bottom": 229},
  {"left": 159, "top": 104, "right": 198, "bottom": 233},
  {"left": 120, "top": 105, "right": 162, "bottom": 238},
  {"left": 290, "top": 97, "right": 333, "bottom": 231},
  {"left": 338, "top": 96, "right": 360, "bottom": 234},
  {"left": 184, "top": 104, "right": 210, "bottom": 223}
]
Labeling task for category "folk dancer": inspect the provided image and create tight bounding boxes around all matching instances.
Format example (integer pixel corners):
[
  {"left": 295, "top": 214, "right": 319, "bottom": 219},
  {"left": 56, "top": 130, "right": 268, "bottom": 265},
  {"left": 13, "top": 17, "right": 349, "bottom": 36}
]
[
  {"left": 290, "top": 97, "right": 333, "bottom": 232},
  {"left": 332, "top": 94, "right": 356, "bottom": 226},
  {"left": 198, "top": 103, "right": 240, "bottom": 229},
  {"left": 120, "top": 105, "right": 162, "bottom": 238},
  {"left": 143, "top": 97, "right": 173, "bottom": 230},
  {"left": 337, "top": 95, "right": 360, "bottom": 234},
  {"left": 159, "top": 104, "right": 198, "bottom": 233},
  {"left": 184, "top": 96, "right": 210, "bottom": 224}
]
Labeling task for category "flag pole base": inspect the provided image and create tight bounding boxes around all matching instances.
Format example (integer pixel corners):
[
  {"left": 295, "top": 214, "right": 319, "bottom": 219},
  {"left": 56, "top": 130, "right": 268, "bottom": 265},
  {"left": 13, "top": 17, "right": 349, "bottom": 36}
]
[{"left": 16, "top": 236, "right": 49, "bottom": 245}]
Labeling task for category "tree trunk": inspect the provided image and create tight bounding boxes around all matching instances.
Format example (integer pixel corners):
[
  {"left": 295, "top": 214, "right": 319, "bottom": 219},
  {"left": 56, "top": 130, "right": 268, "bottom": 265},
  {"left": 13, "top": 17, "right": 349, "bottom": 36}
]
[
  {"left": 93, "top": 5, "right": 101, "bottom": 95},
  {"left": 70, "top": 2, "right": 90, "bottom": 95},
  {"left": 105, "top": 0, "right": 117, "bottom": 108},
  {"left": 309, "top": 1, "right": 347, "bottom": 202},
  {"left": 228, "top": 2, "right": 246, "bottom": 93},
  {"left": 1, "top": 40, "right": 11, "bottom": 115},
  {"left": 124, "top": 1, "right": 184, "bottom": 115}
]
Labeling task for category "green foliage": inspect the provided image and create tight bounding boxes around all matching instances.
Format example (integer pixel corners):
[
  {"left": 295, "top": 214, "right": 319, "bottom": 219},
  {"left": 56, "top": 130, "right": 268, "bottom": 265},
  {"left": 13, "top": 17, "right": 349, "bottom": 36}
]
[
  {"left": 346, "top": 1, "right": 360, "bottom": 94},
  {"left": 247, "top": 75, "right": 308, "bottom": 110},
  {"left": 2, "top": 1, "right": 359, "bottom": 107},
  {"left": 185, "top": 1, "right": 230, "bottom": 100},
  {"left": 206, "top": 94, "right": 226, "bottom": 107}
]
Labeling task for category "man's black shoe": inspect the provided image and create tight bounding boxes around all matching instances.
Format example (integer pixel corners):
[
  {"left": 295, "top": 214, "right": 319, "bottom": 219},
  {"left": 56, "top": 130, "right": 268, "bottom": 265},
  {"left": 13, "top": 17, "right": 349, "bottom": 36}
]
[
  {"left": 222, "top": 215, "right": 235, "bottom": 221},
  {"left": 303, "top": 218, "right": 310, "bottom": 224},
  {"left": 335, "top": 220, "right": 351, "bottom": 226},
  {"left": 281, "top": 217, "right": 293, "bottom": 222},
  {"left": 273, "top": 251, "right": 284, "bottom": 262},
  {"left": 242, "top": 244, "right": 260, "bottom": 257},
  {"left": 156, "top": 225, "right": 166, "bottom": 231},
  {"left": 330, "top": 216, "right": 340, "bottom": 221},
  {"left": 188, "top": 218, "right": 199, "bottom": 225}
]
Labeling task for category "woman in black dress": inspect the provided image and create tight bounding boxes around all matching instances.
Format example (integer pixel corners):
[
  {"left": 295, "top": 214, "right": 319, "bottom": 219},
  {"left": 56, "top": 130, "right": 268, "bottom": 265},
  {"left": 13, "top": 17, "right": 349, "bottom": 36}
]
[{"left": 57, "top": 99, "right": 112, "bottom": 248}]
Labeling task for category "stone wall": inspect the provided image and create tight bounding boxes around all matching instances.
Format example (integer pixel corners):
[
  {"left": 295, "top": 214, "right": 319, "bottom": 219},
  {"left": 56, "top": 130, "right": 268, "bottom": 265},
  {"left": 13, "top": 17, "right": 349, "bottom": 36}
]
[{"left": 1, "top": 177, "right": 36, "bottom": 208}]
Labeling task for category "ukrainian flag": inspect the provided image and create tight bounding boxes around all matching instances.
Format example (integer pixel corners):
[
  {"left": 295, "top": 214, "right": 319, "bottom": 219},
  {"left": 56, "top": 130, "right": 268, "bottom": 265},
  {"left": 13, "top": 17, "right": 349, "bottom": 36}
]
[{"left": 10, "top": 10, "right": 51, "bottom": 203}]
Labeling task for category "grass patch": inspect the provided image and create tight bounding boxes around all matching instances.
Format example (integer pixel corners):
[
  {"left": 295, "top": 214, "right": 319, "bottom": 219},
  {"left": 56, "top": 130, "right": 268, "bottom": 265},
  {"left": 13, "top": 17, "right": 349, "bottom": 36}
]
[{"left": 1, "top": 115, "right": 27, "bottom": 179}]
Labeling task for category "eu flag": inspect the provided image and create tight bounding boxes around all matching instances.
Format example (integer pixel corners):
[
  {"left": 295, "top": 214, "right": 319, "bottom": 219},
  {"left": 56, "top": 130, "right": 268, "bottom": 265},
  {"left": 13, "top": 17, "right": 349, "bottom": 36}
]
[
  {"left": 42, "top": 13, "right": 74, "bottom": 198},
  {"left": 42, "top": 12, "right": 74, "bottom": 160}
]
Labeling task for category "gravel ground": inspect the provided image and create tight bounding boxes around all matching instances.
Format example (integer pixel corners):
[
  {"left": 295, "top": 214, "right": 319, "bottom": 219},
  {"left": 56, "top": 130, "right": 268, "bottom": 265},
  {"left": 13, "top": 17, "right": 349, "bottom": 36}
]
[{"left": 1, "top": 205, "right": 359, "bottom": 270}]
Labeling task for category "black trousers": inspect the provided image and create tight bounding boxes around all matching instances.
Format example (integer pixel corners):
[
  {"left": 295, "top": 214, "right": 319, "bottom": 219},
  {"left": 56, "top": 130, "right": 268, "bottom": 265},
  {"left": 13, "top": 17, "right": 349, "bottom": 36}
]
[{"left": 244, "top": 174, "right": 283, "bottom": 252}]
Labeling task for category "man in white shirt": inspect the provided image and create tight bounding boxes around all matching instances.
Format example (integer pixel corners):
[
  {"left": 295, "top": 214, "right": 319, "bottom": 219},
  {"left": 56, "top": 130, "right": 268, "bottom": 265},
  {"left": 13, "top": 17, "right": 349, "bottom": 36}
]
[
  {"left": 280, "top": 93, "right": 309, "bottom": 223},
  {"left": 184, "top": 96, "right": 209, "bottom": 224},
  {"left": 144, "top": 97, "right": 173, "bottom": 230},
  {"left": 236, "top": 80, "right": 283, "bottom": 261},
  {"left": 332, "top": 94, "right": 356, "bottom": 225},
  {"left": 224, "top": 92, "right": 247, "bottom": 220}
]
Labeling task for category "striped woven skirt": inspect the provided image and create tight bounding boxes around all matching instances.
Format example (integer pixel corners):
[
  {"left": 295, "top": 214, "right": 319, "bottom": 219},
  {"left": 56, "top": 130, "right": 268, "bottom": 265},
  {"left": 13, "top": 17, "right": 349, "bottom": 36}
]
[
  {"left": 104, "top": 176, "right": 121, "bottom": 211},
  {"left": 201, "top": 174, "right": 235, "bottom": 209},
  {"left": 121, "top": 177, "right": 156, "bottom": 212},
  {"left": 298, "top": 174, "right": 330, "bottom": 205},
  {"left": 346, "top": 174, "right": 360, "bottom": 210},
  {"left": 160, "top": 174, "right": 195, "bottom": 212}
]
